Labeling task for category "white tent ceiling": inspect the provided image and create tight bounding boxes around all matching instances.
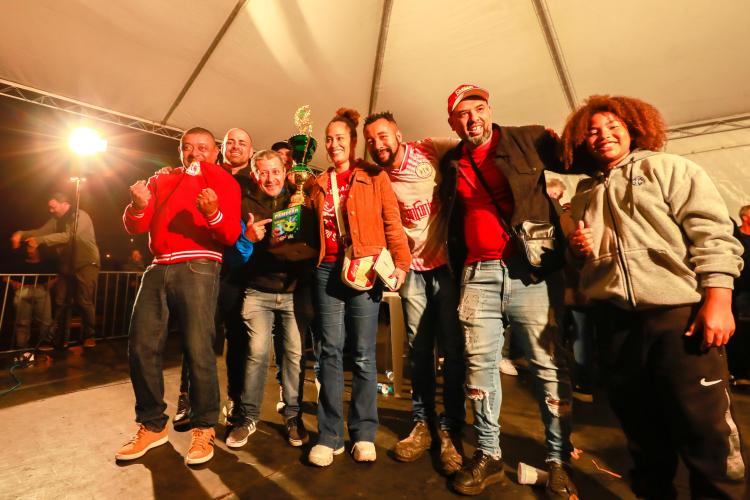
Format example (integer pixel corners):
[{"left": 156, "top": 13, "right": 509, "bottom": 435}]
[{"left": 2, "top": 0, "right": 750, "bottom": 213}]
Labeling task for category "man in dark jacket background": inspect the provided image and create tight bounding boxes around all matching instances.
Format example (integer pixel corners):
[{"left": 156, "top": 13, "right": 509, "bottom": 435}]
[{"left": 438, "top": 84, "right": 575, "bottom": 497}]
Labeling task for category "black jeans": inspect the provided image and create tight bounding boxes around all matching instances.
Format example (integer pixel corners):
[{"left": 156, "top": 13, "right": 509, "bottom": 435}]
[
  {"left": 54, "top": 264, "right": 98, "bottom": 341},
  {"left": 217, "top": 276, "right": 248, "bottom": 403},
  {"left": 593, "top": 303, "right": 746, "bottom": 499},
  {"left": 129, "top": 260, "right": 221, "bottom": 431}
]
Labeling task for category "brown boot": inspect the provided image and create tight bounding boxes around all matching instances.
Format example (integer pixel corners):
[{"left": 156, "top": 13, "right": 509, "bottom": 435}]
[
  {"left": 438, "top": 429, "right": 463, "bottom": 475},
  {"left": 394, "top": 421, "right": 432, "bottom": 462}
]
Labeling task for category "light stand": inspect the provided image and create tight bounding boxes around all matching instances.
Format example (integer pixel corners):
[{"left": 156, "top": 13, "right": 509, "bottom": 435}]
[
  {"left": 58, "top": 174, "right": 85, "bottom": 347},
  {"left": 55, "top": 127, "right": 105, "bottom": 347}
]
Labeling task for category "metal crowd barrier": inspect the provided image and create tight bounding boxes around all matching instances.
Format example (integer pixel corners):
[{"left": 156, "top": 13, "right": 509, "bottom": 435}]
[{"left": 0, "top": 271, "right": 143, "bottom": 354}]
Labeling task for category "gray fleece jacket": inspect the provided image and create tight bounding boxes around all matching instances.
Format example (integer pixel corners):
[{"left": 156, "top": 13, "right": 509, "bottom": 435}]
[{"left": 570, "top": 149, "right": 742, "bottom": 310}]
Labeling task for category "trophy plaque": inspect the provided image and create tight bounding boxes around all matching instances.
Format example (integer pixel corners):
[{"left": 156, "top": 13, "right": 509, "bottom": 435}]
[{"left": 268, "top": 105, "right": 319, "bottom": 261}]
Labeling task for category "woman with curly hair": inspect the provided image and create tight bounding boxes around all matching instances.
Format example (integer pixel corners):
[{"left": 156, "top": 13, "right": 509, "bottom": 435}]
[
  {"left": 307, "top": 108, "right": 411, "bottom": 467},
  {"left": 562, "top": 95, "right": 746, "bottom": 498}
]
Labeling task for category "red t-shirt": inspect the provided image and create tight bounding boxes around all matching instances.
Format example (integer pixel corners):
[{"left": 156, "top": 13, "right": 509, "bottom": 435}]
[
  {"left": 322, "top": 169, "right": 353, "bottom": 262},
  {"left": 456, "top": 129, "right": 515, "bottom": 264}
]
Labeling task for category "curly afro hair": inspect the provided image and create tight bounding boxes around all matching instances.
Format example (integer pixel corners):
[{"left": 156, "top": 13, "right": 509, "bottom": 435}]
[{"left": 560, "top": 95, "right": 667, "bottom": 172}]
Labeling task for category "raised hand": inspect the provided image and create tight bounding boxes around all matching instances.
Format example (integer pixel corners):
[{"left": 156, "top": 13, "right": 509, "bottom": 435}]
[
  {"left": 129, "top": 180, "right": 151, "bottom": 210},
  {"left": 196, "top": 188, "right": 219, "bottom": 217}
]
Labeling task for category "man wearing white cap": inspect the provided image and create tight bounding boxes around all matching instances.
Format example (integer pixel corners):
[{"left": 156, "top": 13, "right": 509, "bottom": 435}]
[{"left": 438, "top": 84, "right": 576, "bottom": 497}]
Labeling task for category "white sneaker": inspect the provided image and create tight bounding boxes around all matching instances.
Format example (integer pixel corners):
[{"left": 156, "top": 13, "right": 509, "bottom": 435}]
[
  {"left": 308, "top": 444, "right": 344, "bottom": 467},
  {"left": 352, "top": 441, "right": 377, "bottom": 462},
  {"left": 499, "top": 358, "right": 518, "bottom": 376}
]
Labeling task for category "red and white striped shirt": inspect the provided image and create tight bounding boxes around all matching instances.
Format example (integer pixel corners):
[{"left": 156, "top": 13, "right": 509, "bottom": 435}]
[{"left": 384, "top": 138, "right": 457, "bottom": 271}]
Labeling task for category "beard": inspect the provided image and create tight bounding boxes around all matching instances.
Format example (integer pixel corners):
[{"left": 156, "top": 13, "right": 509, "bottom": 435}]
[
  {"left": 465, "top": 125, "right": 492, "bottom": 147},
  {"left": 372, "top": 147, "right": 395, "bottom": 167},
  {"left": 371, "top": 144, "right": 400, "bottom": 167}
]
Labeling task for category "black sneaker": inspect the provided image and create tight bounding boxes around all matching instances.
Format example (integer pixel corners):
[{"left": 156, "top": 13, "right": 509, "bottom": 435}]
[
  {"left": 546, "top": 462, "right": 578, "bottom": 499},
  {"left": 173, "top": 392, "right": 191, "bottom": 431},
  {"left": 286, "top": 417, "right": 309, "bottom": 447},
  {"left": 452, "top": 450, "right": 506, "bottom": 495}
]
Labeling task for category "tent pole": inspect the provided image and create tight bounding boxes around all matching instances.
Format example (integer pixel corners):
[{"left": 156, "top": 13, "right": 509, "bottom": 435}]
[
  {"left": 161, "top": 0, "right": 249, "bottom": 124},
  {"left": 530, "top": 0, "right": 577, "bottom": 112},
  {"left": 367, "top": 0, "right": 394, "bottom": 118}
]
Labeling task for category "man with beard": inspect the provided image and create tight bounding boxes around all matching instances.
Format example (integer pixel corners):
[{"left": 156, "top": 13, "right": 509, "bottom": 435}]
[
  {"left": 363, "top": 113, "right": 464, "bottom": 476},
  {"left": 438, "top": 85, "right": 576, "bottom": 497},
  {"left": 117, "top": 127, "right": 240, "bottom": 465}
]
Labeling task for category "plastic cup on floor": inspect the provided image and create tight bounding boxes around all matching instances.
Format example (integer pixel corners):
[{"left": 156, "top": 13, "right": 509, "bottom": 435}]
[{"left": 517, "top": 462, "right": 549, "bottom": 486}]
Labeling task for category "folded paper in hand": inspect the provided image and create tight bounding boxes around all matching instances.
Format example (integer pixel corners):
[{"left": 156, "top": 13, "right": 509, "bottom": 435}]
[{"left": 373, "top": 247, "right": 397, "bottom": 291}]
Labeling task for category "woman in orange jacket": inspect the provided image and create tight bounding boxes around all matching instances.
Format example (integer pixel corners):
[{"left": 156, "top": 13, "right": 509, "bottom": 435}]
[{"left": 307, "top": 108, "right": 410, "bottom": 467}]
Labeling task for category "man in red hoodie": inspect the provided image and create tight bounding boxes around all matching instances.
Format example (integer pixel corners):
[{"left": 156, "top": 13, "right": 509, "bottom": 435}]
[{"left": 116, "top": 127, "right": 241, "bottom": 466}]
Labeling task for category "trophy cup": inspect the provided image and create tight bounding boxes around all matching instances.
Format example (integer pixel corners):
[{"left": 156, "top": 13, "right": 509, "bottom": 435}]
[
  {"left": 268, "top": 105, "right": 319, "bottom": 261},
  {"left": 288, "top": 105, "right": 316, "bottom": 206}
]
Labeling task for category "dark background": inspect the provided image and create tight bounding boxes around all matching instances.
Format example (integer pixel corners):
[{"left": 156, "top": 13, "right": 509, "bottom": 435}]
[{"left": 0, "top": 96, "right": 180, "bottom": 271}]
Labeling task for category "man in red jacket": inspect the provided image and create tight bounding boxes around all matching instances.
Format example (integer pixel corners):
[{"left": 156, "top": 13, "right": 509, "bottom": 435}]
[{"left": 116, "top": 127, "right": 241, "bottom": 466}]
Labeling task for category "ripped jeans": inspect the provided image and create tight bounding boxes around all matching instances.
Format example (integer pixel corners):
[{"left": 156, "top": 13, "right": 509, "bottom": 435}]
[{"left": 458, "top": 259, "right": 573, "bottom": 462}]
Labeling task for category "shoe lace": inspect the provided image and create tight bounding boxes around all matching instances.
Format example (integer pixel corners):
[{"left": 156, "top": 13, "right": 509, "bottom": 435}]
[
  {"left": 190, "top": 428, "right": 214, "bottom": 451},
  {"left": 124, "top": 424, "right": 150, "bottom": 446}
]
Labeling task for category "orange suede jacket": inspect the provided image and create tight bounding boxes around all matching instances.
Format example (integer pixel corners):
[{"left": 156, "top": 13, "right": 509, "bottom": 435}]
[{"left": 311, "top": 162, "right": 411, "bottom": 271}]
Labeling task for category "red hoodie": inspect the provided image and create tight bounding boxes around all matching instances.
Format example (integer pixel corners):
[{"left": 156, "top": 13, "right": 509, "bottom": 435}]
[{"left": 123, "top": 161, "right": 240, "bottom": 264}]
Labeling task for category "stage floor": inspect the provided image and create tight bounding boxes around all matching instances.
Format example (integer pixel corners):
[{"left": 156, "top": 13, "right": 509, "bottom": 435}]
[{"left": 1, "top": 337, "right": 747, "bottom": 499}]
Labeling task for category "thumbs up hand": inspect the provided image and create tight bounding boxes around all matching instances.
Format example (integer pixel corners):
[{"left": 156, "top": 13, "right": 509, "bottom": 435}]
[{"left": 569, "top": 220, "right": 594, "bottom": 257}]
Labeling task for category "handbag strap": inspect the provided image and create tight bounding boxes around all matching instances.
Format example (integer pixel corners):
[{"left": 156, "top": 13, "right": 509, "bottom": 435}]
[
  {"left": 465, "top": 152, "right": 514, "bottom": 235},
  {"left": 329, "top": 168, "right": 348, "bottom": 241}
]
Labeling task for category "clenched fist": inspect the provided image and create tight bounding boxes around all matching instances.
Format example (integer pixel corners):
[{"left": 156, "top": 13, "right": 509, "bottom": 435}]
[
  {"left": 196, "top": 188, "right": 219, "bottom": 218},
  {"left": 130, "top": 180, "right": 151, "bottom": 210}
]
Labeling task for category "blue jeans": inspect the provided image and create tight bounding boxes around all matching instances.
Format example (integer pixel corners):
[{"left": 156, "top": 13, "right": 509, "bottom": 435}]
[
  {"left": 458, "top": 258, "right": 572, "bottom": 462},
  {"left": 128, "top": 260, "right": 221, "bottom": 431},
  {"left": 274, "top": 286, "right": 315, "bottom": 393},
  {"left": 238, "top": 287, "right": 309, "bottom": 423},
  {"left": 13, "top": 286, "right": 52, "bottom": 348},
  {"left": 313, "top": 261, "right": 381, "bottom": 448},
  {"left": 400, "top": 266, "right": 465, "bottom": 431}
]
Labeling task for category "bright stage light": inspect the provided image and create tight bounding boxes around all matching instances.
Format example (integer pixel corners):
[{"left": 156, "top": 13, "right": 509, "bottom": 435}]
[{"left": 68, "top": 127, "right": 107, "bottom": 156}]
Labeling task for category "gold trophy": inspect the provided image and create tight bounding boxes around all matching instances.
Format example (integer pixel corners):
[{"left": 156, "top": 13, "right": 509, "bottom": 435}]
[
  {"left": 288, "top": 105, "right": 316, "bottom": 206},
  {"left": 268, "top": 105, "right": 319, "bottom": 261}
]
